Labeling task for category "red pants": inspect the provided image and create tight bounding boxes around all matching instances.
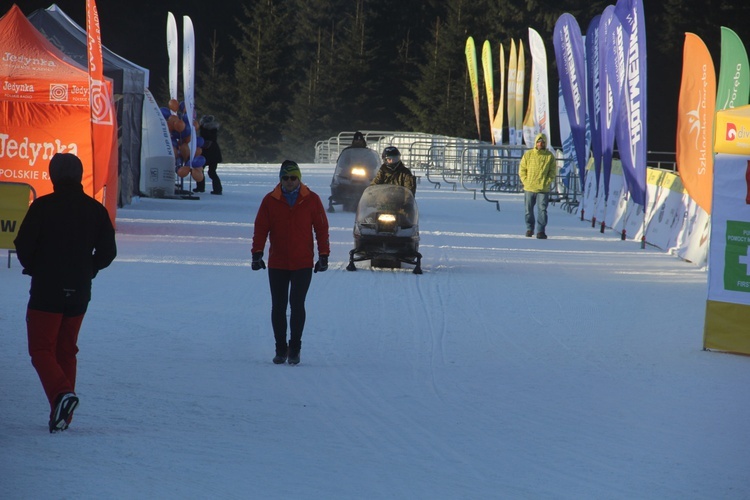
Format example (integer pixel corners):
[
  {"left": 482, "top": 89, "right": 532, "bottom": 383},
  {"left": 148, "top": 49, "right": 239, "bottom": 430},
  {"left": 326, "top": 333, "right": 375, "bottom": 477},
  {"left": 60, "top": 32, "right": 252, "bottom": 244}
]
[{"left": 26, "top": 308, "right": 84, "bottom": 412}]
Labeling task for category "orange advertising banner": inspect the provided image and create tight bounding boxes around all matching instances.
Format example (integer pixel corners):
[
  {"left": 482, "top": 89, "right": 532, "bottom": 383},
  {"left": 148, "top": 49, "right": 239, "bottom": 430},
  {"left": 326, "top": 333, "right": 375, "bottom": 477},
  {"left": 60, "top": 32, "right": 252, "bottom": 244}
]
[
  {"left": 0, "top": 101, "right": 92, "bottom": 196},
  {"left": 0, "top": 5, "right": 113, "bottom": 210},
  {"left": 676, "top": 33, "right": 716, "bottom": 214},
  {"left": 86, "top": 0, "right": 117, "bottom": 221},
  {"left": 0, "top": 7, "right": 91, "bottom": 105}
]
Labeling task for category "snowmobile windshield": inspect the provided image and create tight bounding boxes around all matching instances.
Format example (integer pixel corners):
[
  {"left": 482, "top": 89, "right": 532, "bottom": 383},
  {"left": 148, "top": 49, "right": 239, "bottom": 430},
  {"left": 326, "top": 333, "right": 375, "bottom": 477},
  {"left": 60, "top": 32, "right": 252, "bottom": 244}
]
[
  {"left": 332, "top": 147, "right": 380, "bottom": 182},
  {"left": 355, "top": 184, "right": 418, "bottom": 229}
]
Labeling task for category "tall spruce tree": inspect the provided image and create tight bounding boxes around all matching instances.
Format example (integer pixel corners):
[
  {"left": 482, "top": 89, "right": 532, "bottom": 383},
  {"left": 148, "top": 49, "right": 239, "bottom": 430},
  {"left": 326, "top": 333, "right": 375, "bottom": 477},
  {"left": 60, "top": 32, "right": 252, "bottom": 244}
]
[
  {"left": 401, "top": 0, "right": 500, "bottom": 140},
  {"left": 282, "top": 0, "right": 360, "bottom": 160},
  {"left": 334, "top": 0, "right": 382, "bottom": 130},
  {"left": 195, "top": 30, "right": 236, "bottom": 158},
  {"left": 227, "top": 1, "right": 292, "bottom": 162}
]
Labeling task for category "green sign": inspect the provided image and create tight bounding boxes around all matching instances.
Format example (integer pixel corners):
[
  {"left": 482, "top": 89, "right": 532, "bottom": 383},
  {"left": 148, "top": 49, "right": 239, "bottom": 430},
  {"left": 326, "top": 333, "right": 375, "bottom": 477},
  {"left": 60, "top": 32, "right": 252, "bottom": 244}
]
[{"left": 724, "top": 220, "right": 750, "bottom": 292}]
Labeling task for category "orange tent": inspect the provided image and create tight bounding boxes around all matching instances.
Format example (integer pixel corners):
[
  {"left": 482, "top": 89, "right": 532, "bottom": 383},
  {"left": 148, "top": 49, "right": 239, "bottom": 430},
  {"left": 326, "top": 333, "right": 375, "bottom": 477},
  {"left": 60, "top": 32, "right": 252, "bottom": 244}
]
[{"left": 0, "top": 4, "right": 117, "bottom": 222}]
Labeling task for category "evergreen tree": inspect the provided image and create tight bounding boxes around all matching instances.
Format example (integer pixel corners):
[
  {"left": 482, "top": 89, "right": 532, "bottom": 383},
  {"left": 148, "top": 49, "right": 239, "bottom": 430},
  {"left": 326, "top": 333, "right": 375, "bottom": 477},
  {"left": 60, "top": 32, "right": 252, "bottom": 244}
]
[
  {"left": 226, "top": 0, "right": 292, "bottom": 162},
  {"left": 402, "top": 0, "right": 499, "bottom": 140},
  {"left": 334, "top": 0, "right": 382, "bottom": 130},
  {"left": 195, "top": 30, "right": 236, "bottom": 158},
  {"left": 282, "top": 23, "right": 341, "bottom": 161},
  {"left": 282, "top": 0, "right": 364, "bottom": 160},
  {"left": 365, "top": 0, "right": 443, "bottom": 132}
]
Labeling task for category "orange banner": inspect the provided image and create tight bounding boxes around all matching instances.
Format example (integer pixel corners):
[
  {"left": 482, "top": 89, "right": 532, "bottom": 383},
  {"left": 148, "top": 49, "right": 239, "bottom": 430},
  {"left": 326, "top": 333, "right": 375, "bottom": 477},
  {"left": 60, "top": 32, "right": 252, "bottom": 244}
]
[
  {"left": 0, "top": 6, "right": 96, "bottom": 201},
  {"left": 676, "top": 33, "right": 716, "bottom": 214},
  {"left": 86, "top": 0, "right": 117, "bottom": 222}
]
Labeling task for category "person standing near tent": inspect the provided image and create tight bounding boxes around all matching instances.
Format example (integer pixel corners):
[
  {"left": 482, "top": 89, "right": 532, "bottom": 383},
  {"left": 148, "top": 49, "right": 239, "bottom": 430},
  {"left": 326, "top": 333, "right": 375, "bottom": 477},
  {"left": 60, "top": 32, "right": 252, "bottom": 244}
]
[
  {"left": 194, "top": 115, "right": 223, "bottom": 195},
  {"left": 14, "top": 153, "right": 117, "bottom": 433},
  {"left": 519, "top": 133, "right": 557, "bottom": 239},
  {"left": 251, "top": 161, "right": 330, "bottom": 365}
]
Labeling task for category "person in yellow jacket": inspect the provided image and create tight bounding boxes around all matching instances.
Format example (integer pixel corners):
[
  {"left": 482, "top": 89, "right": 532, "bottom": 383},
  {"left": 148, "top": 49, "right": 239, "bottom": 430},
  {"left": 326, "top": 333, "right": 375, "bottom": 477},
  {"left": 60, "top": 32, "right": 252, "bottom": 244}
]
[{"left": 519, "top": 133, "right": 557, "bottom": 239}]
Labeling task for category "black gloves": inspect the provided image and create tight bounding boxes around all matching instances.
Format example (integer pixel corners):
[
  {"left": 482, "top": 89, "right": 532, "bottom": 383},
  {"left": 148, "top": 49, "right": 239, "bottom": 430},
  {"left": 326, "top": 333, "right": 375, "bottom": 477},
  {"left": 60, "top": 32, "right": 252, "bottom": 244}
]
[
  {"left": 314, "top": 255, "right": 329, "bottom": 273},
  {"left": 251, "top": 252, "right": 266, "bottom": 271}
]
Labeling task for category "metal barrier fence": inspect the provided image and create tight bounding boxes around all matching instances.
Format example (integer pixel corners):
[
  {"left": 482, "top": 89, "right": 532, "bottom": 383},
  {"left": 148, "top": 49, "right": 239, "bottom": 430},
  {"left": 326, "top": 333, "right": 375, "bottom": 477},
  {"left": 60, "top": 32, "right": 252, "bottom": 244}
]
[{"left": 316, "top": 131, "right": 675, "bottom": 212}]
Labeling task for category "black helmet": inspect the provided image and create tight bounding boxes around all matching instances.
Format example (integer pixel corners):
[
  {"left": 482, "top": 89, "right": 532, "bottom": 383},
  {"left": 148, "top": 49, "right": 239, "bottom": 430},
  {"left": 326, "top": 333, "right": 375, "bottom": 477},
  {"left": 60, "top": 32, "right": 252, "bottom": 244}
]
[{"left": 382, "top": 146, "right": 401, "bottom": 160}]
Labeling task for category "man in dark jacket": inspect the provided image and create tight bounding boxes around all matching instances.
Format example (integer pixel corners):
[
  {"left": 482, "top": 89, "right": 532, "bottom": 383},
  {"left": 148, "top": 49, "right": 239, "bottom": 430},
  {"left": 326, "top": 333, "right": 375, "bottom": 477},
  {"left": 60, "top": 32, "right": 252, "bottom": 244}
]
[
  {"left": 194, "top": 115, "right": 223, "bottom": 194},
  {"left": 371, "top": 146, "right": 417, "bottom": 196},
  {"left": 14, "top": 153, "right": 117, "bottom": 433}
]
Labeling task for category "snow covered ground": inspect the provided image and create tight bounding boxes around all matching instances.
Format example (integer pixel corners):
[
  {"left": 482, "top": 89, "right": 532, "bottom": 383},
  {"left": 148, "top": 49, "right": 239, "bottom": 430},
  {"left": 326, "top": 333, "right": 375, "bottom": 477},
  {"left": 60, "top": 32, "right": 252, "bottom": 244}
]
[{"left": 2, "top": 164, "right": 748, "bottom": 499}]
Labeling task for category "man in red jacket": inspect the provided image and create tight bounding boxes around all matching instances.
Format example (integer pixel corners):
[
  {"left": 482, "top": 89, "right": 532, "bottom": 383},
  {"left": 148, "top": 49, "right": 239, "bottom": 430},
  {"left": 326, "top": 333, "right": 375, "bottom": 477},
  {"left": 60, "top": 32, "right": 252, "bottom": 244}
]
[
  {"left": 251, "top": 161, "right": 330, "bottom": 365},
  {"left": 14, "top": 153, "right": 117, "bottom": 433}
]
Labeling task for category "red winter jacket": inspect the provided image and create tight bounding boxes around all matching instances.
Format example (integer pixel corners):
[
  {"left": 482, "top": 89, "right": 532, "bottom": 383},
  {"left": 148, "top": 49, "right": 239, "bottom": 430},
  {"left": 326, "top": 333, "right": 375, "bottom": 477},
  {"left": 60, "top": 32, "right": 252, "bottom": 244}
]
[{"left": 252, "top": 183, "right": 330, "bottom": 270}]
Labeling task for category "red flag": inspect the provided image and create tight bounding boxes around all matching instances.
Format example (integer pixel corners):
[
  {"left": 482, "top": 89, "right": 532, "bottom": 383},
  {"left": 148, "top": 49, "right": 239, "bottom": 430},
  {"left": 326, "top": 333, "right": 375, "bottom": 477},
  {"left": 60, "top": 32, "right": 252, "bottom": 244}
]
[{"left": 86, "top": 0, "right": 117, "bottom": 220}]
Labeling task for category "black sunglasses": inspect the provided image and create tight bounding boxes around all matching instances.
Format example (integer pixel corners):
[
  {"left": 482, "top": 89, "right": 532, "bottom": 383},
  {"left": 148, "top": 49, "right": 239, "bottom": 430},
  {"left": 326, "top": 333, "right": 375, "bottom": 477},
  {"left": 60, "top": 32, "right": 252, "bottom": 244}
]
[{"left": 281, "top": 175, "right": 298, "bottom": 181}]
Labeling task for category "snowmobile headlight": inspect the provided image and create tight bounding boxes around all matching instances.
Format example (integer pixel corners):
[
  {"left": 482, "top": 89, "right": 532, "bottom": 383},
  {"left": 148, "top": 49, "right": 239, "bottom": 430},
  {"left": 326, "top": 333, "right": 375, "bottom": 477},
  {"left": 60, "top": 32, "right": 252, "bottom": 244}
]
[
  {"left": 350, "top": 166, "right": 367, "bottom": 177},
  {"left": 376, "top": 213, "right": 397, "bottom": 233}
]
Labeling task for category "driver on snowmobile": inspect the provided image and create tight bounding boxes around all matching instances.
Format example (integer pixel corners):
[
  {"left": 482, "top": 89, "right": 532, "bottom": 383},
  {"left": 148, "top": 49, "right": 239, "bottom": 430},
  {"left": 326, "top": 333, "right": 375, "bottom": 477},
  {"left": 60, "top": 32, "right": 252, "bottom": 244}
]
[{"left": 371, "top": 146, "right": 416, "bottom": 196}]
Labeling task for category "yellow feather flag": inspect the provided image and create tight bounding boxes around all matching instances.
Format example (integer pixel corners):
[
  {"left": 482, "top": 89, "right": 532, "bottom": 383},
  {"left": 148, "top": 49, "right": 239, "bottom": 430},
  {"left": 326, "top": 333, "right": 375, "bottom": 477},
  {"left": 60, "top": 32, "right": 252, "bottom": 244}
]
[
  {"left": 507, "top": 40, "right": 517, "bottom": 145},
  {"left": 465, "top": 36, "right": 481, "bottom": 140},
  {"left": 481, "top": 40, "right": 495, "bottom": 143},
  {"left": 492, "top": 43, "right": 505, "bottom": 145},
  {"left": 516, "top": 39, "right": 526, "bottom": 146}
]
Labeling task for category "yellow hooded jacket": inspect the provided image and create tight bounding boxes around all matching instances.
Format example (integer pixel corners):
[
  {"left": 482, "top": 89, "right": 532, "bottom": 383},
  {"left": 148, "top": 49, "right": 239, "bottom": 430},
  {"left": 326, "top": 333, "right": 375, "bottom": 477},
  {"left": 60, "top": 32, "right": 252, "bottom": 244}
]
[{"left": 519, "top": 133, "right": 556, "bottom": 193}]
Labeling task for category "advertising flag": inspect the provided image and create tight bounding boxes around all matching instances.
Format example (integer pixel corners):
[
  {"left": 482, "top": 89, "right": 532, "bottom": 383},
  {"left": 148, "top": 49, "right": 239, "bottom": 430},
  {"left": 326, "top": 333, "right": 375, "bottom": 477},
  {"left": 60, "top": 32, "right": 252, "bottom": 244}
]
[
  {"left": 614, "top": 0, "right": 647, "bottom": 207},
  {"left": 553, "top": 13, "right": 588, "bottom": 188},
  {"left": 0, "top": 8, "right": 87, "bottom": 197},
  {"left": 167, "top": 12, "right": 179, "bottom": 101},
  {"left": 558, "top": 83, "right": 574, "bottom": 189},
  {"left": 86, "top": 0, "right": 117, "bottom": 219},
  {"left": 586, "top": 15, "right": 603, "bottom": 195},
  {"left": 508, "top": 40, "right": 517, "bottom": 145},
  {"left": 600, "top": 6, "right": 625, "bottom": 201},
  {"left": 465, "top": 37, "right": 481, "bottom": 140},
  {"left": 491, "top": 42, "right": 505, "bottom": 145},
  {"left": 523, "top": 90, "right": 537, "bottom": 147},
  {"left": 717, "top": 27, "right": 750, "bottom": 112},
  {"left": 516, "top": 40, "right": 526, "bottom": 146},
  {"left": 481, "top": 40, "right": 496, "bottom": 143},
  {"left": 183, "top": 16, "right": 196, "bottom": 163},
  {"left": 676, "top": 33, "right": 716, "bottom": 214},
  {"left": 528, "top": 28, "right": 551, "bottom": 148}
]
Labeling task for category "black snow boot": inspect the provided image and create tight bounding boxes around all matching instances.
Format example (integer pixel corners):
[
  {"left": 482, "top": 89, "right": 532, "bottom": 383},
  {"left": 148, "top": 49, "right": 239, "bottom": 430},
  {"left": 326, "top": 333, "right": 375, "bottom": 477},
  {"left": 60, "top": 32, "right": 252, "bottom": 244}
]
[
  {"left": 273, "top": 344, "right": 287, "bottom": 364},
  {"left": 287, "top": 350, "right": 300, "bottom": 365},
  {"left": 288, "top": 339, "right": 301, "bottom": 365}
]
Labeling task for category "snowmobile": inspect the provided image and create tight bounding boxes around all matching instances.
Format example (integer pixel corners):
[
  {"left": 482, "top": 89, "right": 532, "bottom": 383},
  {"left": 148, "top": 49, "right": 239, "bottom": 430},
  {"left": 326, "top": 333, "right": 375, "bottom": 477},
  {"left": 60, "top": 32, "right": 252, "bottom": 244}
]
[
  {"left": 328, "top": 146, "right": 381, "bottom": 212},
  {"left": 346, "top": 184, "right": 422, "bottom": 274}
]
